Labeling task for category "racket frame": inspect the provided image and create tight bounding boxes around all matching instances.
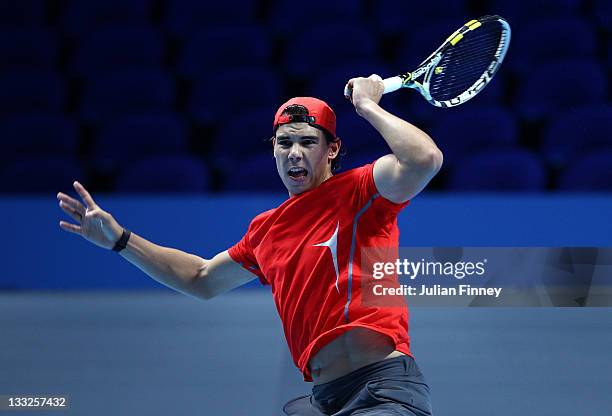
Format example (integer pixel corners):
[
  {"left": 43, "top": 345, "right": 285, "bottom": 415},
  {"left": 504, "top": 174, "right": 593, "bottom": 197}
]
[{"left": 384, "top": 15, "right": 511, "bottom": 107}]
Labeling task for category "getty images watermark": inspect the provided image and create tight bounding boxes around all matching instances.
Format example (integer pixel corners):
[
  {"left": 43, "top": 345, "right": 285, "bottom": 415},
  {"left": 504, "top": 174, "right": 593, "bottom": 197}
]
[
  {"left": 359, "top": 247, "right": 612, "bottom": 307},
  {"left": 370, "top": 257, "right": 502, "bottom": 298}
]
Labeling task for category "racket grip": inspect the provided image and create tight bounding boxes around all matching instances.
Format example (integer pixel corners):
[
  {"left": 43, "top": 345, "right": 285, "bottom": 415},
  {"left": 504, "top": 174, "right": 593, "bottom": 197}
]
[
  {"left": 382, "top": 76, "right": 403, "bottom": 94},
  {"left": 343, "top": 75, "right": 403, "bottom": 99}
]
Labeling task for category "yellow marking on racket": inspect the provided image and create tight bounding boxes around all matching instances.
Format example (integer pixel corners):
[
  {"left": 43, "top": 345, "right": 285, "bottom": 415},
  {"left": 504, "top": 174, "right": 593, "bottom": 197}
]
[
  {"left": 450, "top": 33, "right": 464, "bottom": 45},
  {"left": 434, "top": 67, "right": 444, "bottom": 74},
  {"left": 445, "top": 29, "right": 462, "bottom": 43},
  {"left": 465, "top": 19, "right": 478, "bottom": 26},
  {"left": 468, "top": 21, "right": 482, "bottom": 30}
]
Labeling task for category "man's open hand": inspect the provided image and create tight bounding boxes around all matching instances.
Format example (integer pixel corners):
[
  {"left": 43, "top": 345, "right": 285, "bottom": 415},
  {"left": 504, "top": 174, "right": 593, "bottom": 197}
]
[{"left": 57, "top": 181, "right": 123, "bottom": 250}]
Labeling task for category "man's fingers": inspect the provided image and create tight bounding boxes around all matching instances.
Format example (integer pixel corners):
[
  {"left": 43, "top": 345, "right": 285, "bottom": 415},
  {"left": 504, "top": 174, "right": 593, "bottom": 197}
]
[
  {"left": 59, "top": 221, "right": 81, "bottom": 235},
  {"left": 59, "top": 201, "right": 82, "bottom": 223},
  {"left": 57, "top": 192, "right": 85, "bottom": 215},
  {"left": 73, "top": 181, "right": 96, "bottom": 208}
]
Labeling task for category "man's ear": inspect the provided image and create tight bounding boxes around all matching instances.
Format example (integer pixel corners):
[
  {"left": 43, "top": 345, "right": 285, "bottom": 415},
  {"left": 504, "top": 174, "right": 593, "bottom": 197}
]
[{"left": 329, "top": 139, "right": 341, "bottom": 158}]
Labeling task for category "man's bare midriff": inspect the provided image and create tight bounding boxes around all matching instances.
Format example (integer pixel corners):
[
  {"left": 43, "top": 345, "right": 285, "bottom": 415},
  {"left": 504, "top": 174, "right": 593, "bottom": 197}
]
[{"left": 308, "top": 327, "right": 406, "bottom": 385}]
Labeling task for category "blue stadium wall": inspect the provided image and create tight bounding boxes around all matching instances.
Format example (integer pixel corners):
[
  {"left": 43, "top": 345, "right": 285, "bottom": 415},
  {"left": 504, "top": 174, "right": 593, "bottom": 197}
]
[{"left": 2, "top": 193, "right": 611, "bottom": 290}]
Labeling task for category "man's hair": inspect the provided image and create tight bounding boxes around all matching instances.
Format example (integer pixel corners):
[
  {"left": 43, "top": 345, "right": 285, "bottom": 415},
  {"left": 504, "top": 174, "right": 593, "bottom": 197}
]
[{"left": 272, "top": 104, "right": 345, "bottom": 173}]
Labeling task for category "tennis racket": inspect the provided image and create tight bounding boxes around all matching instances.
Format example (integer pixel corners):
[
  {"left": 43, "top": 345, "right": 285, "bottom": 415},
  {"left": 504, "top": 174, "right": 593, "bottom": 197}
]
[{"left": 344, "top": 15, "right": 511, "bottom": 107}]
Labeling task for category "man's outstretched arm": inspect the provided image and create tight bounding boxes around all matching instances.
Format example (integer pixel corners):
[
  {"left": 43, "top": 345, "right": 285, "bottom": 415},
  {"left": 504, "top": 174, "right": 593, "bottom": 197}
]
[
  {"left": 57, "top": 181, "right": 256, "bottom": 300},
  {"left": 345, "top": 75, "right": 443, "bottom": 203}
]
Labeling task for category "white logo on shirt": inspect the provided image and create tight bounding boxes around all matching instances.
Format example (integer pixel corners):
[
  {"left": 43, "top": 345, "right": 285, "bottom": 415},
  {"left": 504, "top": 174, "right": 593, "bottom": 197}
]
[{"left": 313, "top": 221, "right": 340, "bottom": 293}]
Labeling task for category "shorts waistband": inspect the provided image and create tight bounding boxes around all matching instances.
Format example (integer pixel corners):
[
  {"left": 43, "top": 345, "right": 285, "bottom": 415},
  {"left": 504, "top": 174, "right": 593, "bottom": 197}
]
[{"left": 312, "top": 355, "right": 413, "bottom": 404}]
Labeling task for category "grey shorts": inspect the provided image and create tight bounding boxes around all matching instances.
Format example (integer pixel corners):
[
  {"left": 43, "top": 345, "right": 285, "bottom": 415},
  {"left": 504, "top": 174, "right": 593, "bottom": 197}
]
[{"left": 282, "top": 355, "right": 433, "bottom": 415}]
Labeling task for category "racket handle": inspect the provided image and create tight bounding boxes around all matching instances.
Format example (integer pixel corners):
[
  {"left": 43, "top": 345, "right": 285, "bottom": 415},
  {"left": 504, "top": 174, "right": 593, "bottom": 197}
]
[
  {"left": 382, "top": 76, "right": 403, "bottom": 94},
  {"left": 343, "top": 75, "right": 404, "bottom": 100}
]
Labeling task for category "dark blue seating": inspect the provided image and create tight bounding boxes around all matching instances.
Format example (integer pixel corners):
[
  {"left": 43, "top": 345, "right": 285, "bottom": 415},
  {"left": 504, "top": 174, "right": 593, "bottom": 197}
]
[
  {"left": 396, "top": 19, "right": 471, "bottom": 74},
  {"left": 0, "top": 72, "right": 64, "bottom": 119},
  {"left": 284, "top": 24, "right": 377, "bottom": 79},
  {"left": 71, "top": 26, "right": 164, "bottom": 76},
  {"left": 559, "top": 151, "right": 612, "bottom": 190},
  {"left": 373, "top": 1, "right": 468, "bottom": 37},
  {"left": 177, "top": 25, "right": 271, "bottom": 79},
  {"left": 490, "top": 0, "right": 583, "bottom": 25},
  {"left": 0, "top": 28, "right": 57, "bottom": 72},
  {"left": 335, "top": 110, "right": 391, "bottom": 156},
  {"left": 448, "top": 149, "right": 546, "bottom": 190},
  {"left": 309, "top": 60, "right": 391, "bottom": 111},
  {"left": 542, "top": 106, "right": 612, "bottom": 167},
  {"left": 189, "top": 68, "right": 281, "bottom": 125},
  {"left": 0, "top": 0, "right": 46, "bottom": 26},
  {"left": 81, "top": 70, "right": 175, "bottom": 123},
  {"left": 165, "top": 0, "right": 259, "bottom": 39},
  {"left": 222, "top": 153, "right": 285, "bottom": 192},
  {"left": 267, "top": 0, "right": 363, "bottom": 37},
  {"left": 115, "top": 155, "right": 210, "bottom": 192},
  {"left": 592, "top": 0, "right": 611, "bottom": 31},
  {"left": 0, "top": 156, "right": 85, "bottom": 193},
  {"left": 510, "top": 17, "right": 596, "bottom": 76},
  {"left": 212, "top": 108, "right": 273, "bottom": 156},
  {"left": 0, "top": 115, "right": 78, "bottom": 163},
  {"left": 339, "top": 152, "right": 380, "bottom": 172},
  {"left": 431, "top": 106, "right": 518, "bottom": 164},
  {"left": 60, "top": 0, "right": 151, "bottom": 35},
  {"left": 515, "top": 59, "right": 607, "bottom": 122},
  {"left": 92, "top": 113, "right": 188, "bottom": 173}
]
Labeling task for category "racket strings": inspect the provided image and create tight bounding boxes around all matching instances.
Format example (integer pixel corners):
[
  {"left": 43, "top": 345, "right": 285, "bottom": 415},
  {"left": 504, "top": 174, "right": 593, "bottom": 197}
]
[{"left": 429, "top": 24, "right": 503, "bottom": 101}]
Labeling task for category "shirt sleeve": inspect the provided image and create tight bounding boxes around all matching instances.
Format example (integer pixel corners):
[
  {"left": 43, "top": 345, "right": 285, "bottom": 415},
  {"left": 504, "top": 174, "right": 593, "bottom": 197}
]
[
  {"left": 355, "top": 159, "right": 411, "bottom": 216},
  {"left": 227, "top": 220, "right": 269, "bottom": 286}
]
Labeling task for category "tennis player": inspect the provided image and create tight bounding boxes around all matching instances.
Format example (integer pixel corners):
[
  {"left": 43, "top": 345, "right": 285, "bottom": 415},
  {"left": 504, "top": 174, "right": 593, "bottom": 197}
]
[{"left": 57, "top": 75, "right": 442, "bottom": 415}]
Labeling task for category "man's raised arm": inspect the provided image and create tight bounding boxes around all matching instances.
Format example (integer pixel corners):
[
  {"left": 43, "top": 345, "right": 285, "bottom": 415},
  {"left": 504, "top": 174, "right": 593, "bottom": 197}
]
[
  {"left": 57, "top": 181, "right": 255, "bottom": 300},
  {"left": 345, "top": 75, "right": 444, "bottom": 203}
]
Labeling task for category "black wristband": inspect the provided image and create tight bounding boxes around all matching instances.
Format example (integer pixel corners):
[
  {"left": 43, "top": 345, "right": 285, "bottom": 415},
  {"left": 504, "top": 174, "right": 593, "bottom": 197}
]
[{"left": 112, "top": 228, "right": 131, "bottom": 252}]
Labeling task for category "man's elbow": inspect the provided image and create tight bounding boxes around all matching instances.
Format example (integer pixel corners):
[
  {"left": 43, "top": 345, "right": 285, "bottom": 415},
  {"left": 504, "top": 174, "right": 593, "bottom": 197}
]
[{"left": 410, "top": 147, "right": 443, "bottom": 175}]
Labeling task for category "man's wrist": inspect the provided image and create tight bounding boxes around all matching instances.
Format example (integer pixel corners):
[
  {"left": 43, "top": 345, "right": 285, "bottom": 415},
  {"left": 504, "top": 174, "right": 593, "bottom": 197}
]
[
  {"left": 112, "top": 228, "right": 131, "bottom": 252},
  {"left": 355, "top": 99, "right": 380, "bottom": 119}
]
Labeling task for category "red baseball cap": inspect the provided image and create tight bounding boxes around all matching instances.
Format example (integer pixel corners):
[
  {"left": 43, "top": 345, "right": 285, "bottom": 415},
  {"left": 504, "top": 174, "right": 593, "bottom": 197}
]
[{"left": 273, "top": 97, "right": 337, "bottom": 138}]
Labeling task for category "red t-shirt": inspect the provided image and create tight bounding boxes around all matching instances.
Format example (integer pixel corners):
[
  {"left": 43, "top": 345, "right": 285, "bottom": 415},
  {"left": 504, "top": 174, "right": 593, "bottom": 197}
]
[{"left": 228, "top": 161, "right": 412, "bottom": 381}]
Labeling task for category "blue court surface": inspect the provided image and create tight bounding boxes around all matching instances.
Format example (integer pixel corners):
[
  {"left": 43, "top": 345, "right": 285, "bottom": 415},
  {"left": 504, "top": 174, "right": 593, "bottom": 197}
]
[{"left": 1, "top": 291, "right": 610, "bottom": 415}]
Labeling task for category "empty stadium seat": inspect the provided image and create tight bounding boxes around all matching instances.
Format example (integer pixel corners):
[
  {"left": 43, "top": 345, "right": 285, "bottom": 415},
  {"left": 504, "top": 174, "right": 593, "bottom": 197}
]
[
  {"left": 510, "top": 17, "right": 596, "bottom": 75},
  {"left": 284, "top": 24, "right": 377, "bottom": 79},
  {"left": 309, "top": 60, "right": 391, "bottom": 111},
  {"left": 0, "top": 28, "right": 57, "bottom": 72},
  {"left": 222, "top": 153, "right": 285, "bottom": 192},
  {"left": 490, "top": 0, "right": 583, "bottom": 25},
  {"left": 71, "top": 26, "right": 165, "bottom": 76},
  {"left": 373, "top": 1, "right": 468, "bottom": 37},
  {"left": 177, "top": 24, "right": 271, "bottom": 79},
  {"left": 515, "top": 59, "right": 607, "bottom": 122},
  {"left": 448, "top": 149, "right": 546, "bottom": 190},
  {"left": 165, "top": 0, "right": 259, "bottom": 39},
  {"left": 60, "top": 0, "right": 152, "bottom": 36},
  {"left": 0, "top": 0, "right": 46, "bottom": 26},
  {"left": 81, "top": 69, "right": 175, "bottom": 123},
  {"left": 189, "top": 68, "right": 282, "bottom": 125},
  {"left": 592, "top": 0, "right": 611, "bottom": 31},
  {"left": 542, "top": 105, "right": 612, "bottom": 167},
  {"left": 559, "top": 150, "right": 612, "bottom": 190},
  {"left": 212, "top": 107, "right": 274, "bottom": 157},
  {"left": 115, "top": 155, "right": 210, "bottom": 192},
  {"left": 431, "top": 106, "right": 518, "bottom": 164},
  {"left": 0, "top": 115, "right": 79, "bottom": 162},
  {"left": 0, "top": 156, "right": 85, "bottom": 193},
  {"left": 334, "top": 110, "right": 391, "bottom": 156},
  {"left": 267, "top": 0, "right": 363, "bottom": 37},
  {"left": 0, "top": 72, "right": 64, "bottom": 119},
  {"left": 92, "top": 113, "right": 188, "bottom": 173}
]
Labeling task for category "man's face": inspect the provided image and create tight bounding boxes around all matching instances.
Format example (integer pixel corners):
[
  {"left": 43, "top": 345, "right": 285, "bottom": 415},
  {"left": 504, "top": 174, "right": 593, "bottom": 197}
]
[{"left": 273, "top": 123, "right": 340, "bottom": 196}]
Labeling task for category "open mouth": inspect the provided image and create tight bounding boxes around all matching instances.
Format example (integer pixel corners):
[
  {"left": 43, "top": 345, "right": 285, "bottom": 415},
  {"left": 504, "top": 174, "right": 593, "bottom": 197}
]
[{"left": 287, "top": 167, "right": 308, "bottom": 181}]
